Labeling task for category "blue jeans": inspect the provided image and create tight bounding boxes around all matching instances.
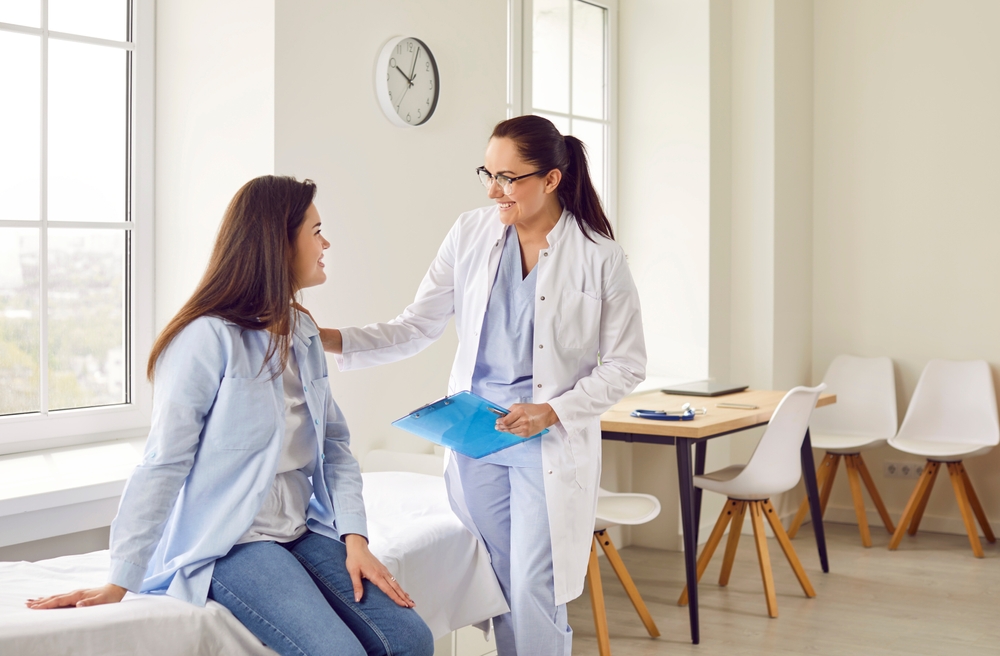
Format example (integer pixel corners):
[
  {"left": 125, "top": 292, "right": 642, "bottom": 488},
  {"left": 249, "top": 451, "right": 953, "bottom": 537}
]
[{"left": 208, "top": 531, "right": 434, "bottom": 656}]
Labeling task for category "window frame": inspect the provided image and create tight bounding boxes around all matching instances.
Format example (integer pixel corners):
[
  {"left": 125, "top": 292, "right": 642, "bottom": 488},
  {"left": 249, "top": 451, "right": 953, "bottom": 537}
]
[
  {"left": 0, "top": 0, "right": 154, "bottom": 455},
  {"left": 511, "top": 0, "right": 619, "bottom": 231}
]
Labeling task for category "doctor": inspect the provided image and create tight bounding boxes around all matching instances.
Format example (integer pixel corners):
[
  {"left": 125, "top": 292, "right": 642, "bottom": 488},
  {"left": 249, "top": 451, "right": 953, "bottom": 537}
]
[{"left": 316, "top": 115, "right": 646, "bottom": 655}]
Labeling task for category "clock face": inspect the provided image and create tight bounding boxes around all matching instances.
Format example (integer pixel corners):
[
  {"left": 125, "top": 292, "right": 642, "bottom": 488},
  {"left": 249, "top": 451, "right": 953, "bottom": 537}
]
[{"left": 376, "top": 37, "right": 439, "bottom": 127}]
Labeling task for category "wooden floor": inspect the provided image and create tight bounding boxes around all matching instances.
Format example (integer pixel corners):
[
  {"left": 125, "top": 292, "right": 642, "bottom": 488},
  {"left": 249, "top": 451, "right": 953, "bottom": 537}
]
[{"left": 567, "top": 523, "right": 999, "bottom": 655}]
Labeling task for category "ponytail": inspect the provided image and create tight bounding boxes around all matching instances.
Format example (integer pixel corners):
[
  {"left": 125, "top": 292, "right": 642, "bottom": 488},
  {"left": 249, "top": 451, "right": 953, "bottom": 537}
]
[
  {"left": 560, "top": 135, "right": 614, "bottom": 242},
  {"left": 490, "top": 115, "right": 614, "bottom": 242}
]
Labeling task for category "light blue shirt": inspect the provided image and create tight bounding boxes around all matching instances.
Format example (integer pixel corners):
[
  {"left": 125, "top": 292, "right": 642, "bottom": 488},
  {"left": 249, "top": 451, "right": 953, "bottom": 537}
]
[
  {"left": 472, "top": 226, "right": 542, "bottom": 466},
  {"left": 108, "top": 311, "right": 367, "bottom": 606}
]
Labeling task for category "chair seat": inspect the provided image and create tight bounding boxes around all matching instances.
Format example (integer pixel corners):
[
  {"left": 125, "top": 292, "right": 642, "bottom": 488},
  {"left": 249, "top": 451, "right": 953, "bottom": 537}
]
[
  {"left": 594, "top": 492, "right": 661, "bottom": 532},
  {"left": 889, "top": 438, "right": 994, "bottom": 460},
  {"left": 694, "top": 465, "right": 770, "bottom": 500},
  {"left": 810, "top": 432, "right": 888, "bottom": 454}
]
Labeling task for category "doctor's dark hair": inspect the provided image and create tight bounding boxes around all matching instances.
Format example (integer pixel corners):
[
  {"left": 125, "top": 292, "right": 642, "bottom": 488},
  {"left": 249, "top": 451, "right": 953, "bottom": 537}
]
[
  {"left": 146, "top": 175, "right": 318, "bottom": 381},
  {"left": 491, "top": 115, "right": 613, "bottom": 242}
]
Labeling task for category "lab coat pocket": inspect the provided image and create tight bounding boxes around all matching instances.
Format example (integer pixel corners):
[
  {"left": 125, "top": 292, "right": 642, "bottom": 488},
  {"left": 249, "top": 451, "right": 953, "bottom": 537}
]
[
  {"left": 209, "top": 376, "right": 276, "bottom": 450},
  {"left": 555, "top": 290, "right": 601, "bottom": 351}
]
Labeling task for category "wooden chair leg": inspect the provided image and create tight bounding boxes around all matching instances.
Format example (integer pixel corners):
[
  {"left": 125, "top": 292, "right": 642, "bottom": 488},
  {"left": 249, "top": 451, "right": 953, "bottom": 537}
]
[
  {"left": 719, "top": 501, "right": 747, "bottom": 587},
  {"left": 958, "top": 463, "right": 996, "bottom": 543},
  {"left": 679, "top": 499, "right": 738, "bottom": 606},
  {"left": 762, "top": 500, "right": 816, "bottom": 598},
  {"left": 587, "top": 537, "right": 612, "bottom": 656},
  {"left": 818, "top": 453, "right": 842, "bottom": 515},
  {"left": 947, "top": 462, "right": 985, "bottom": 558},
  {"left": 855, "top": 454, "right": 895, "bottom": 534},
  {"left": 788, "top": 453, "right": 836, "bottom": 539},
  {"left": 889, "top": 461, "right": 938, "bottom": 550},
  {"left": 596, "top": 530, "right": 660, "bottom": 637},
  {"left": 749, "top": 501, "right": 779, "bottom": 618},
  {"left": 845, "top": 455, "right": 873, "bottom": 547},
  {"left": 908, "top": 460, "right": 939, "bottom": 536}
]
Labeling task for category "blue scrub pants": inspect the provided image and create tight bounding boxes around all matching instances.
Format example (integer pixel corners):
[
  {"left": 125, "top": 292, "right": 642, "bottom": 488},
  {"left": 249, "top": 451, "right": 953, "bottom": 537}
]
[
  {"left": 208, "top": 531, "right": 434, "bottom": 656},
  {"left": 456, "top": 455, "right": 573, "bottom": 656}
]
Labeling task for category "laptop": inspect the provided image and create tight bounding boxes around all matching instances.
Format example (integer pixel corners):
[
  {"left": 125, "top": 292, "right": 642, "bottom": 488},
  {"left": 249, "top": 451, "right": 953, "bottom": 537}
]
[{"left": 660, "top": 381, "right": 749, "bottom": 397}]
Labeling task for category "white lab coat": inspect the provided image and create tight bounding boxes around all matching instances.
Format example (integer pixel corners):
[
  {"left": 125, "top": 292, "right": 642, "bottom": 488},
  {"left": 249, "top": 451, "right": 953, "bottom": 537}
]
[{"left": 337, "top": 205, "right": 646, "bottom": 605}]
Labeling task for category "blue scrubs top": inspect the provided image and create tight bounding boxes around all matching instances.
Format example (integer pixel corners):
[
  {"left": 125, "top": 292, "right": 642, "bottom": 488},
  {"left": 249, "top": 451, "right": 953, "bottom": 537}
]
[{"left": 471, "top": 225, "right": 542, "bottom": 466}]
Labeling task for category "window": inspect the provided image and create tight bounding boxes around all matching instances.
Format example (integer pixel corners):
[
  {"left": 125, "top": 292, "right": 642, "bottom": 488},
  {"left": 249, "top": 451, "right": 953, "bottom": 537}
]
[
  {"left": 511, "top": 0, "right": 617, "bottom": 225},
  {"left": 0, "top": 0, "right": 153, "bottom": 452}
]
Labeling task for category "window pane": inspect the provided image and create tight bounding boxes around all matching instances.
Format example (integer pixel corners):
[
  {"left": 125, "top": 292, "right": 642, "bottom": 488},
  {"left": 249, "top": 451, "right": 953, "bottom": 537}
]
[
  {"left": 570, "top": 118, "right": 606, "bottom": 206},
  {"left": 48, "top": 40, "right": 127, "bottom": 223},
  {"left": 572, "top": 1, "right": 605, "bottom": 120},
  {"left": 0, "top": 31, "right": 40, "bottom": 221},
  {"left": 0, "top": 0, "right": 40, "bottom": 28},
  {"left": 48, "top": 229, "right": 126, "bottom": 411},
  {"left": 49, "top": 0, "right": 128, "bottom": 42},
  {"left": 0, "top": 228, "right": 40, "bottom": 416},
  {"left": 535, "top": 112, "right": 570, "bottom": 136},
  {"left": 532, "top": 0, "right": 569, "bottom": 114}
]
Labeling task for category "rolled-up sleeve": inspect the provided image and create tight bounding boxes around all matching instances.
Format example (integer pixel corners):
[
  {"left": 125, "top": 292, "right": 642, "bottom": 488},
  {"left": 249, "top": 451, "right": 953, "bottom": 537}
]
[
  {"left": 108, "top": 318, "right": 227, "bottom": 591},
  {"left": 322, "top": 397, "right": 368, "bottom": 541}
]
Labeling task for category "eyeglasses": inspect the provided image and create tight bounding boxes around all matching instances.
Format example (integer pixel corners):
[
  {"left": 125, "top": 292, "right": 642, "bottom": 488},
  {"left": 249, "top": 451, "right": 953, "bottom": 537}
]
[{"left": 476, "top": 166, "right": 546, "bottom": 195}]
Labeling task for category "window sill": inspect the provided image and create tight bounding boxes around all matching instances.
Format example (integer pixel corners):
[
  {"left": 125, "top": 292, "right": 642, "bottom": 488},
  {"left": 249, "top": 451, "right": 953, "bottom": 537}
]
[{"left": 0, "top": 436, "right": 146, "bottom": 549}]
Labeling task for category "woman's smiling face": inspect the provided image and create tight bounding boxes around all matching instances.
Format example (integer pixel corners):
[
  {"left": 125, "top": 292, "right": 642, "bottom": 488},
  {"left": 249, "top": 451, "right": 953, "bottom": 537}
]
[
  {"left": 292, "top": 203, "right": 329, "bottom": 290},
  {"left": 483, "top": 136, "right": 561, "bottom": 227}
]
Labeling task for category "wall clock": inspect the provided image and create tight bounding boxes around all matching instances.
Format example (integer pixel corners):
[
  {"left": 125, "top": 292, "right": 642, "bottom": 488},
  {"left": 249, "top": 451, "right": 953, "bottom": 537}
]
[{"left": 375, "top": 36, "right": 440, "bottom": 128}]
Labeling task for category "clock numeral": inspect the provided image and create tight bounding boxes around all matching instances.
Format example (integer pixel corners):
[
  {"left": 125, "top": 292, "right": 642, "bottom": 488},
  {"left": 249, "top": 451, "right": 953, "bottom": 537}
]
[
  {"left": 426, "top": 98, "right": 430, "bottom": 105},
  {"left": 429, "top": 79, "right": 434, "bottom": 90},
  {"left": 396, "top": 44, "right": 402, "bottom": 54},
  {"left": 388, "top": 90, "right": 392, "bottom": 98},
  {"left": 417, "top": 108, "right": 421, "bottom": 119},
  {"left": 406, "top": 113, "right": 411, "bottom": 123},
  {"left": 425, "top": 62, "right": 430, "bottom": 71},
  {"left": 407, "top": 41, "right": 414, "bottom": 52},
  {"left": 389, "top": 58, "right": 396, "bottom": 68}
]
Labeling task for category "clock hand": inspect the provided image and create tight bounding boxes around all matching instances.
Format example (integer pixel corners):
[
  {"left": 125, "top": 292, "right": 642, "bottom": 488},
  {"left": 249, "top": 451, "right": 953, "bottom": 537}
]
[
  {"left": 408, "top": 47, "right": 420, "bottom": 84},
  {"left": 394, "top": 65, "right": 412, "bottom": 84}
]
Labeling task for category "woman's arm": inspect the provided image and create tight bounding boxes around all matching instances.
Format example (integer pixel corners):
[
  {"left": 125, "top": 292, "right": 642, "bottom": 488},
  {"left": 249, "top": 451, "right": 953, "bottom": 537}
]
[
  {"left": 28, "top": 319, "right": 227, "bottom": 608},
  {"left": 546, "top": 248, "right": 647, "bottom": 425}
]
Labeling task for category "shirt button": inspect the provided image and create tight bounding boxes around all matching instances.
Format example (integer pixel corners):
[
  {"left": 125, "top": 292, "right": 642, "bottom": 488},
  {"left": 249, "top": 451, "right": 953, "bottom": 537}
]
[
  {"left": 322, "top": 453, "right": 326, "bottom": 461},
  {"left": 303, "top": 386, "right": 307, "bottom": 392},
  {"left": 315, "top": 419, "right": 320, "bottom": 425}
]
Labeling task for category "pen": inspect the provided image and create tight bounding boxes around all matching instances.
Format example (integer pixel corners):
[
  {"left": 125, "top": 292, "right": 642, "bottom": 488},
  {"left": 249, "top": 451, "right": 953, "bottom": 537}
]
[{"left": 717, "top": 402, "right": 758, "bottom": 409}]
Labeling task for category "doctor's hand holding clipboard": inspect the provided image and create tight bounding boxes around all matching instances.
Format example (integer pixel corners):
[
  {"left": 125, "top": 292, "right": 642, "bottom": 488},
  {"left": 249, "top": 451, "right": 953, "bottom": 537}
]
[{"left": 302, "top": 115, "right": 646, "bottom": 656}]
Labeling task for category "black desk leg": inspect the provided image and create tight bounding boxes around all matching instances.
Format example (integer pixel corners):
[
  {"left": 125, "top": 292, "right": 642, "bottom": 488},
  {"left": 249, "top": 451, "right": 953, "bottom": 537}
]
[
  {"left": 800, "top": 428, "right": 830, "bottom": 573},
  {"left": 676, "top": 438, "right": 700, "bottom": 644},
  {"left": 693, "top": 441, "right": 707, "bottom": 544}
]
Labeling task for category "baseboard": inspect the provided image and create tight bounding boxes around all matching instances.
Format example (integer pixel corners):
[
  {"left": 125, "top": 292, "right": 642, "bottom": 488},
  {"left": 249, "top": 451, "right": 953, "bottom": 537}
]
[{"left": 813, "top": 504, "right": 995, "bottom": 538}]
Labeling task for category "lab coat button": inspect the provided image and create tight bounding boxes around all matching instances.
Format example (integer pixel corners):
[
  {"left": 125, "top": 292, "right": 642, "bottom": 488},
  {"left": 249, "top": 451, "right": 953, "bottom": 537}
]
[
  {"left": 537, "top": 383, "right": 542, "bottom": 388},
  {"left": 543, "top": 252, "right": 549, "bottom": 257},
  {"left": 538, "top": 344, "right": 543, "bottom": 349},
  {"left": 540, "top": 296, "right": 545, "bottom": 301},
  {"left": 548, "top": 470, "right": 553, "bottom": 474}
]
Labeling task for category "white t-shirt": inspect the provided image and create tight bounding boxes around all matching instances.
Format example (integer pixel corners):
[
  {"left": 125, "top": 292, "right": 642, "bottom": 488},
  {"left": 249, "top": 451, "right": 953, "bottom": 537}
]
[{"left": 237, "top": 350, "right": 317, "bottom": 544}]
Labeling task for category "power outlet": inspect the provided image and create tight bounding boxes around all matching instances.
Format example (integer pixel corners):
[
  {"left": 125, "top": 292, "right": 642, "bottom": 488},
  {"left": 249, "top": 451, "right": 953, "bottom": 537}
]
[{"left": 883, "top": 460, "right": 925, "bottom": 479}]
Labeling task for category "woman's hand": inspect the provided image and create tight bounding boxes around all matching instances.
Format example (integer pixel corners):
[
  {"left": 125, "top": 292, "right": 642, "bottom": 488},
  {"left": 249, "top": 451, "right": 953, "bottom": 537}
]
[
  {"left": 344, "top": 534, "right": 414, "bottom": 608},
  {"left": 291, "top": 302, "right": 343, "bottom": 354},
  {"left": 26, "top": 583, "right": 127, "bottom": 609},
  {"left": 496, "top": 403, "right": 559, "bottom": 438}
]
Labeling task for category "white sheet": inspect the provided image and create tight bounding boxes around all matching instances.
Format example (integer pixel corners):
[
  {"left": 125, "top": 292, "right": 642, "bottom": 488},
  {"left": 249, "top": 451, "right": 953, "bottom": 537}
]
[{"left": 0, "top": 471, "right": 507, "bottom": 655}]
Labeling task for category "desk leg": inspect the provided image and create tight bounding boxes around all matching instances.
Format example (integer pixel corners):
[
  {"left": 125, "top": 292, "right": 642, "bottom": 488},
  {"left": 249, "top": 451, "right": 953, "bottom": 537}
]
[
  {"left": 694, "top": 441, "right": 707, "bottom": 544},
  {"left": 676, "top": 438, "right": 700, "bottom": 644},
  {"left": 801, "top": 428, "right": 830, "bottom": 573}
]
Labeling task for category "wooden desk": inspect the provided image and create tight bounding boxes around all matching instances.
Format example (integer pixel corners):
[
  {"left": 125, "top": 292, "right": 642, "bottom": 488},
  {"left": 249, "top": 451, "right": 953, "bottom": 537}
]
[{"left": 601, "top": 389, "right": 837, "bottom": 645}]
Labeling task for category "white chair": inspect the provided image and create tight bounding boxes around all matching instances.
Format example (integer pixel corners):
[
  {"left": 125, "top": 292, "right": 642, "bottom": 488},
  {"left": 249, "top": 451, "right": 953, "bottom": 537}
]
[
  {"left": 587, "top": 488, "right": 661, "bottom": 656},
  {"left": 888, "top": 360, "right": 999, "bottom": 557},
  {"left": 678, "top": 385, "right": 826, "bottom": 618},
  {"left": 787, "top": 355, "right": 898, "bottom": 547}
]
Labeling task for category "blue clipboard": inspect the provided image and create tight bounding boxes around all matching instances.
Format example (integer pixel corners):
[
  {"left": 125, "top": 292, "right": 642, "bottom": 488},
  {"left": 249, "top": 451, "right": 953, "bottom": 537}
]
[{"left": 392, "top": 391, "right": 548, "bottom": 459}]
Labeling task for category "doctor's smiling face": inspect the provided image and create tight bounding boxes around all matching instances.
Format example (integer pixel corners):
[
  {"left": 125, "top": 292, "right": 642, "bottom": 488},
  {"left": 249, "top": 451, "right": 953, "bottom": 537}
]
[
  {"left": 483, "top": 136, "right": 562, "bottom": 228},
  {"left": 291, "top": 203, "right": 329, "bottom": 290}
]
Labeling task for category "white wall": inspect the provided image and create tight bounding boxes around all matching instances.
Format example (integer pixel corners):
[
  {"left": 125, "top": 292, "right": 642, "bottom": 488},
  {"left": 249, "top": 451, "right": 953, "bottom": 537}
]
[
  {"left": 812, "top": 0, "right": 1000, "bottom": 534},
  {"left": 274, "top": 1, "right": 507, "bottom": 458},
  {"left": 156, "top": 0, "right": 275, "bottom": 329}
]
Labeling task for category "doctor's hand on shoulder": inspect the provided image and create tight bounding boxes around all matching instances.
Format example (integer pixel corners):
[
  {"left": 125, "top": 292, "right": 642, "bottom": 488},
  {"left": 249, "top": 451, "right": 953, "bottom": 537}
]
[
  {"left": 291, "top": 302, "right": 343, "bottom": 354},
  {"left": 496, "top": 403, "right": 559, "bottom": 438},
  {"left": 26, "top": 583, "right": 127, "bottom": 609}
]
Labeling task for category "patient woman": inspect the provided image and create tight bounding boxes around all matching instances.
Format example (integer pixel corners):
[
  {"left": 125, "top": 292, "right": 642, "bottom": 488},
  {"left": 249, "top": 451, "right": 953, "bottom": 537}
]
[{"left": 27, "top": 176, "right": 434, "bottom": 656}]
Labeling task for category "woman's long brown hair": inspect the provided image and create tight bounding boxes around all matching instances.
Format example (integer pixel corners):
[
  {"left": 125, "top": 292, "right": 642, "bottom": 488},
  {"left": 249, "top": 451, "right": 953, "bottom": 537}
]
[{"left": 146, "top": 175, "right": 318, "bottom": 381}]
